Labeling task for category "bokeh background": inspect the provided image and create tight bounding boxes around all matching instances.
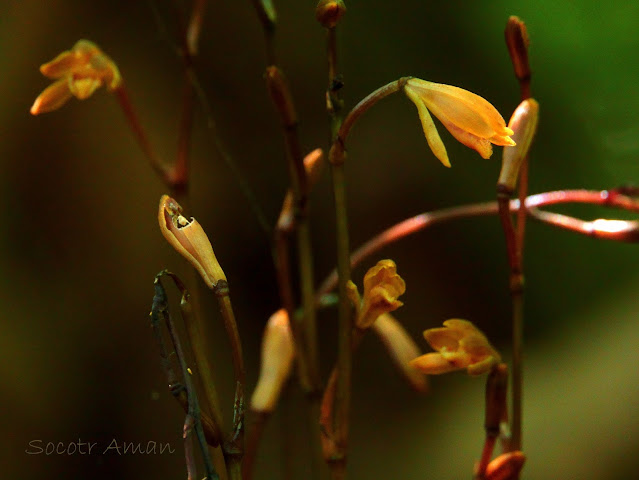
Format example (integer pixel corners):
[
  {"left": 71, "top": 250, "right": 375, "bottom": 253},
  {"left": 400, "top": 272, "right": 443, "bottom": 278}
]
[{"left": 2, "top": 1, "right": 639, "bottom": 478}]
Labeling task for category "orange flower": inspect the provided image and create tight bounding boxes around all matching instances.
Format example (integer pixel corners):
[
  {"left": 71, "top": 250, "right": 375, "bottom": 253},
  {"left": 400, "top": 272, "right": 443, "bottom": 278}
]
[
  {"left": 31, "top": 40, "right": 122, "bottom": 115},
  {"left": 404, "top": 79, "right": 515, "bottom": 167},
  {"left": 158, "top": 195, "right": 226, "bottom": 289},
  {"left": 410, "top": 319, "right": 500, "bottom": 376},
  {"left": 347, "top": 259, "right": 406, "bottom": 329}
]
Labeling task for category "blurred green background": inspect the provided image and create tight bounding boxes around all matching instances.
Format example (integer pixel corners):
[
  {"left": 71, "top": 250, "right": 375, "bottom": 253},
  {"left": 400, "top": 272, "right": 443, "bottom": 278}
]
[{"left": 2, "top": 0, "right": 639, "bottom": 478}]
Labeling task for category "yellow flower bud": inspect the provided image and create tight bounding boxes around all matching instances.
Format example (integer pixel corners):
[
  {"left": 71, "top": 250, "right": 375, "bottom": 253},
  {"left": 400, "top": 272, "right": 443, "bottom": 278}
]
[
  {"left": 315, "top": 0, "right": 346, "bottom": 29},
  {"left": 250, "top": 309, "right": 295, "bottom": 413},
  {"left": 505, "top": 16, "right": 531, "bottom": 84},
  {"left": 404, "top": 79, "right": 515, "bottom": 167},
  {"left": 158, "top": 195, "right": 226, "bottom": 289},
  {"left": 31, "top": 39, "right": 122, "bottom": 115},
  {"left": 484, "top": 451, "right": 526, "bottom": 480},
  {"left": 498, "top": 99, "right": 539, "bottom": 193},
  {"left": 410, "top": 319, "right": 501, "bottom": 376}
]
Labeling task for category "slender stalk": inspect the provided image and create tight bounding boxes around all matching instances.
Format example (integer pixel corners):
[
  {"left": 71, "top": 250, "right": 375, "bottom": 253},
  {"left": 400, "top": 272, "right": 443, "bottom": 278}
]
[
  {"left": 213, "top": 283, "right": 245, "bottom": 393},
  {"left": 210, "top": 281, "right": 245, "bottom": 480},
  {"left": 113, "top": 85, "right": 172, "bottom": 185},
  {"left": 328, "top": 161, "right": 352, "bottom": 477},
  {"left": 249, "top": 0, "right": 277, "bottom": 64},
  {"left": 316, "top": 189, "right": 639, "bottom": 299},
  {"left": 182, "top": 274, "right": 226, "bottom": 445},
  {"left": 265, "top": 66, "right": 319, "bottom": 392},
  {"left": 151, "top": 274, "right": 218, "bottom": 479},
  {"left": 243, "top": 410, "right": 269, "bottom": 480},
  {"left": 332, "top": 78, "right": 411, "bottom": 150},
  {"left": 172, "top": 75, "right": 194, "bottom": 195}
]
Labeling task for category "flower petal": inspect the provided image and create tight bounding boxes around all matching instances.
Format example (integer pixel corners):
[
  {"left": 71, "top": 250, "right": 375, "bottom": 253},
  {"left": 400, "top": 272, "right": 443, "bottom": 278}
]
[
  {"left": 437, "top": 114, "right": 494, "bottom": 159},
  {"left": 410, "top": 352, "right": 462, "bottom": 375},
  {"left": 422, "top": 326, "right": 463, "bottom": 351},
  {"left": 405, "top": 84, "right": 450, "bottom": 167},
  {"left": 407, "top": 79, "right": 510, "bottom": 138},
  {"left": 39, "top": 50, "right": 83, "bottom": 79},
  {"left": 69, "top": 76, "right": 102, "bottom": 100},
  {"left": 30, "top": 78, "right": 73, "bottom": 115}
]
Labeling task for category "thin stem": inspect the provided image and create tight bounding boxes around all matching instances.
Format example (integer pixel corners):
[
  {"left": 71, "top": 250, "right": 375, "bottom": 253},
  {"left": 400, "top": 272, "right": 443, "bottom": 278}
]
[
  {"left": 265, "top": 66, "right": 319, "bottom": 392},
  {"left": 113, "top": 85, "right": 172, "bottom": 185},
  {"left": 249, "top": 0, "right": 277, "bottom": 64},
  {"left": 181, "top": 274, "right": 226, "bottom": 445},
  {"left": 317, "top": 189, "right": 639, "bottom": 299},
  {"left": 212, "top": 281, "right": 245, "bottom": 476},
  {"left": 510, "top": 293, "right": 524, "bottom": 452},
  {"left": 331, "top": 78, "right": 411, "bottom": 155},
  {"left": 152, "top": 274, "right": 218, "bottom": 479},
  {"left": 172, "top": 74, "right": 195, "bottom": 194},
  {"left": 213, "top": 283, "right": 245, "bottom": 391},
  {"left": 329, "top": 161, "right": 352, "bottom": 474},
  {"left": 242, "top": 410, "right": 269, "bottom": 480}
]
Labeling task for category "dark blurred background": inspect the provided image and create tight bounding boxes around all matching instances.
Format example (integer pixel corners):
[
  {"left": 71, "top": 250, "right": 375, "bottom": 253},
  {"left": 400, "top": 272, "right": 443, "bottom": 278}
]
[{"left": 2, "top": 1, "right": 639, "bottom": 478}]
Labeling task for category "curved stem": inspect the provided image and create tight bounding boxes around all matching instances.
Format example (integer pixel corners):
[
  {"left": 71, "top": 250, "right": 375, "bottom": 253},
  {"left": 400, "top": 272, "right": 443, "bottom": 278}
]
[
  {"left": 329, "top": 78, "right": 411, "bottom": 166},
  {"left": 317, "top": 189, "right": 639, "bottom": 299}
]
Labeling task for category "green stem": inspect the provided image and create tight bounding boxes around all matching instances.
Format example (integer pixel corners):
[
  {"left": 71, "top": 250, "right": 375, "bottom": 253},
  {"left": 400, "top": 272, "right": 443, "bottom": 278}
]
[
  {"left": 333, "top": 78, "right": 411, "bottom": 147},
  {"left": 329, "top": 161, "right": 352, "bottom": 464},
  {"left": 511, "top": 291, "right": 524, "bottom": 452},
  {"left": 497, "top": 192, "right": 524, "bottom": 453},
  {"left": 182, "top": 271, "right": 226, "bottom": 446}
]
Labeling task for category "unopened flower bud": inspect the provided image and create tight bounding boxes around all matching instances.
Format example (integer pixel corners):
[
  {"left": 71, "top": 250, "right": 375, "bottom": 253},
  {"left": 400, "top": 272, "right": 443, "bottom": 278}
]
[
  {"left": 158, "top": 195, "right": 226, "bottom": 289},
  {"left": 277, "top": 148, "right": 324, "bottom": 232},
  {"left": 250, "top": 309, "right": 295, "bottom": 413},
  {"left": 505, "top": 16, "right": 531, "bottom": 83},
  {"left": 498, "top": 99, "right": 539, "bottom": 193},
  {"left": 485, "top": 451, "right": 526, "bottom": 480},
  {"left": 372, "top": 313, "right": 428, "bottom": 393},
  {"left": 315, "top": 0, "right": 346, "bottom": 29}
]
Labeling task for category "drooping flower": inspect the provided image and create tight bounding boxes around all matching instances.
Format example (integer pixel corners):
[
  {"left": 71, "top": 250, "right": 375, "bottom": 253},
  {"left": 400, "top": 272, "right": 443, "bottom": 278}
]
[
  {"left": 404, "top": 79, "right": 515, "bottom": 167},
  {"left": 158, "top": 195, "right": 226, "bottom": 289},
  {"left": 347, "top": 259, "right": 406, "bottom": 330},
  {"left": 31, "top": 39, "right": 122, "bottom": 115},
  {"left": 410, "top": 319, "right": 501, "bottom": 376}
]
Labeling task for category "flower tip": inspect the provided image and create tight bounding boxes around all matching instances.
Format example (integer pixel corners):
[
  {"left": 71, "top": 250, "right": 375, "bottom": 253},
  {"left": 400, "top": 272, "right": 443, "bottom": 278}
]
[{"left": 30, "top": 99, "right": 42, "bottom": 116}]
